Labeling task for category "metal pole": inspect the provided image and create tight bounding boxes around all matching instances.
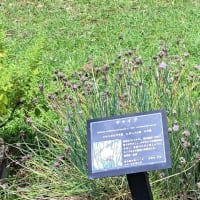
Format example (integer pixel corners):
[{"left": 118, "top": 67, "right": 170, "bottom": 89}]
[{"left": 127, "top": 172, "right": 153, "bottom": 200}]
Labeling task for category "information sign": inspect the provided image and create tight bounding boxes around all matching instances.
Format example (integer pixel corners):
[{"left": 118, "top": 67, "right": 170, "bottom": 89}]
[{"left": 87, "top": 110, "right": 171, "bottom": 179}]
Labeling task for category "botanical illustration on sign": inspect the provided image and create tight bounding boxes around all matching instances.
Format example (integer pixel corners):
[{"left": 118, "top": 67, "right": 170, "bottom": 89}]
[{"left": 92, "top": 139, "right": 122, "bottom": 171}]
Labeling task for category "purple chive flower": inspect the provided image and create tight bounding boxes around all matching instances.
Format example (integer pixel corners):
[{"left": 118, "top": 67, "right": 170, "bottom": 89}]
[
  {"left": 160, "top": 61, "right": 167, "bottom": 69},
  {"left": 26, "top": 118, "right": 33, "bottom": 125},
  {"left": 195, "top": 153, "right": 200, "bottom": 161},
  {"left": 194, "top": 65, "right": 200, "bottom": 70},
  {"left": 182, "top": 141, "right": 191, "bottom": 148},
  {"left": 64, "top": 126, "right": 70, "bottom": 133},
  {"left": 182, "top": 130, "right": 190, "bottom": 137},
  {"left": 172, "top": 124, "right": 179, "bottom": 132},
  {"left": 179, "top": 157, "right": 186, "bottom": 164}
]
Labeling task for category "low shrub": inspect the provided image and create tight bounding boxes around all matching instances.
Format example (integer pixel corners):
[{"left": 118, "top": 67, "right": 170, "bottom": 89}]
[{"left": 0, "top": 29, "right": 50, "bottom": 141}]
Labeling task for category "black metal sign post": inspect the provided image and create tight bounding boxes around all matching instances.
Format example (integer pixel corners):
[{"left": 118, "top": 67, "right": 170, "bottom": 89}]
[
  {"left": 127, "top": 172, "right": 153, "bottom": 200},
  {"left": 87, "top": 110, "right": 171, "bottom": 199}
]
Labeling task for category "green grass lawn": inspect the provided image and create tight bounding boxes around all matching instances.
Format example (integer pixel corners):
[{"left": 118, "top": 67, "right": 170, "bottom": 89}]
[
  {"left": 0, "top": 0, "right": 200, "bottom": 199},
  {"left": 1, "top": 0, "right": 200, "bottom": 72}
]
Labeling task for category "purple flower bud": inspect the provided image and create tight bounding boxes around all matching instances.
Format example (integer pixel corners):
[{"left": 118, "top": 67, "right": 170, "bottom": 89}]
[
  {"left": 179, "top": 157, "right": 186, "bottom": 164},
  {"left": 182, "top": 141, "right": 191, "bottom": 148},
  {"left": 194, "top": 65, "right": 200, "bottom": 70},
  {"left": 195, "top": 153, "right": 200, "bottom": 161},
  {"left": 26, "top": 118, "right": 32, "bottom": 125},
  {"left": 53, "top": 161, "right": 60, "bottom": 168},
  {"left": 172, "top": 124, "right": 179, "bottom": 132},
  {"left": 64, "top": 126, "right": 69, "bottom": 133},
  {"left": 65, "top": 146, "right": 70, "bottom": 154},
  {"left": 159, "top": 61, "right": 167, "bottom": 69},
  {"left": 182, "top": 130, "right": 190, "bottom": 137}
]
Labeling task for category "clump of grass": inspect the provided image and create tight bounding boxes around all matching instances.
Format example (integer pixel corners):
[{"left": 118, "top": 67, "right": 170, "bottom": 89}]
[{"left": 2, "top": 42, "right": 199, "bottom": 199}]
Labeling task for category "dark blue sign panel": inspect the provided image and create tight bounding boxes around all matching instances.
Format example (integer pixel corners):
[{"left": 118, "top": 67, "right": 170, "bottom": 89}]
[{"left": 87, "top": 110, "right": 171, "bottom": 179}]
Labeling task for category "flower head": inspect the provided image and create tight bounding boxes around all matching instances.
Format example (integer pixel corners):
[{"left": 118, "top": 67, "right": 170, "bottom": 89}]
[
  {"left": 194, "top": 152, "right": 200, "bottom": 161},
  {"left": 179, "top": 157, "right": 186, "bottom": 164},
  {"left": 64, "top": 126, "right": 70, "bottom": 133},
  {"left": 172, "top": 124, "right": 179, "bottom": 132},
  {"left": 160, "top": 61, "right": 167, "bottom": 69},
  {"left": 194, "top": 65, "right": 200, "bottom": 70},
  {"left": 182, "top": 141, "right": 191, "bottom": 148},
  {"left": 182, "top": 130, "right": 190, "bottom": 137}
]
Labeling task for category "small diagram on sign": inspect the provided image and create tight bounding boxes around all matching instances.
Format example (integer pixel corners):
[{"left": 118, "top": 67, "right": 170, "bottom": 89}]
[{"left": 92, "top": 139, "right": 122, "bottom": 171}]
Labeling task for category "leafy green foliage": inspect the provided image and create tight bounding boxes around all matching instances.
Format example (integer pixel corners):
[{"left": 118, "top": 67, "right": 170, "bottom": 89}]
[
  {"left": 0, "top": 0, "right": 200, "bottom": 200},
  {"left": 0, "top": 28, "right": 8, "bottom": 115},
  {"left": 0, "top": 30, "right": 46, "bottom": 128},
  {"left": 0, "top": 30, "right": 52, "bottom": 167},
  {"left": 5, "top": 44, "right": 199, "bottom": 199}
]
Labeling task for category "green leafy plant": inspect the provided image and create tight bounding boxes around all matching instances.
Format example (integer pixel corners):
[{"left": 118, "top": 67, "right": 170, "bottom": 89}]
[
  {"left": 1, "top": 1, "right": 200, "bottom": 199},
  {"left": 0, "top": 31, "right": 46, "bottom": 129},
  {"left": 4, "top": 44, "right": 199, "bottom": 199}
]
